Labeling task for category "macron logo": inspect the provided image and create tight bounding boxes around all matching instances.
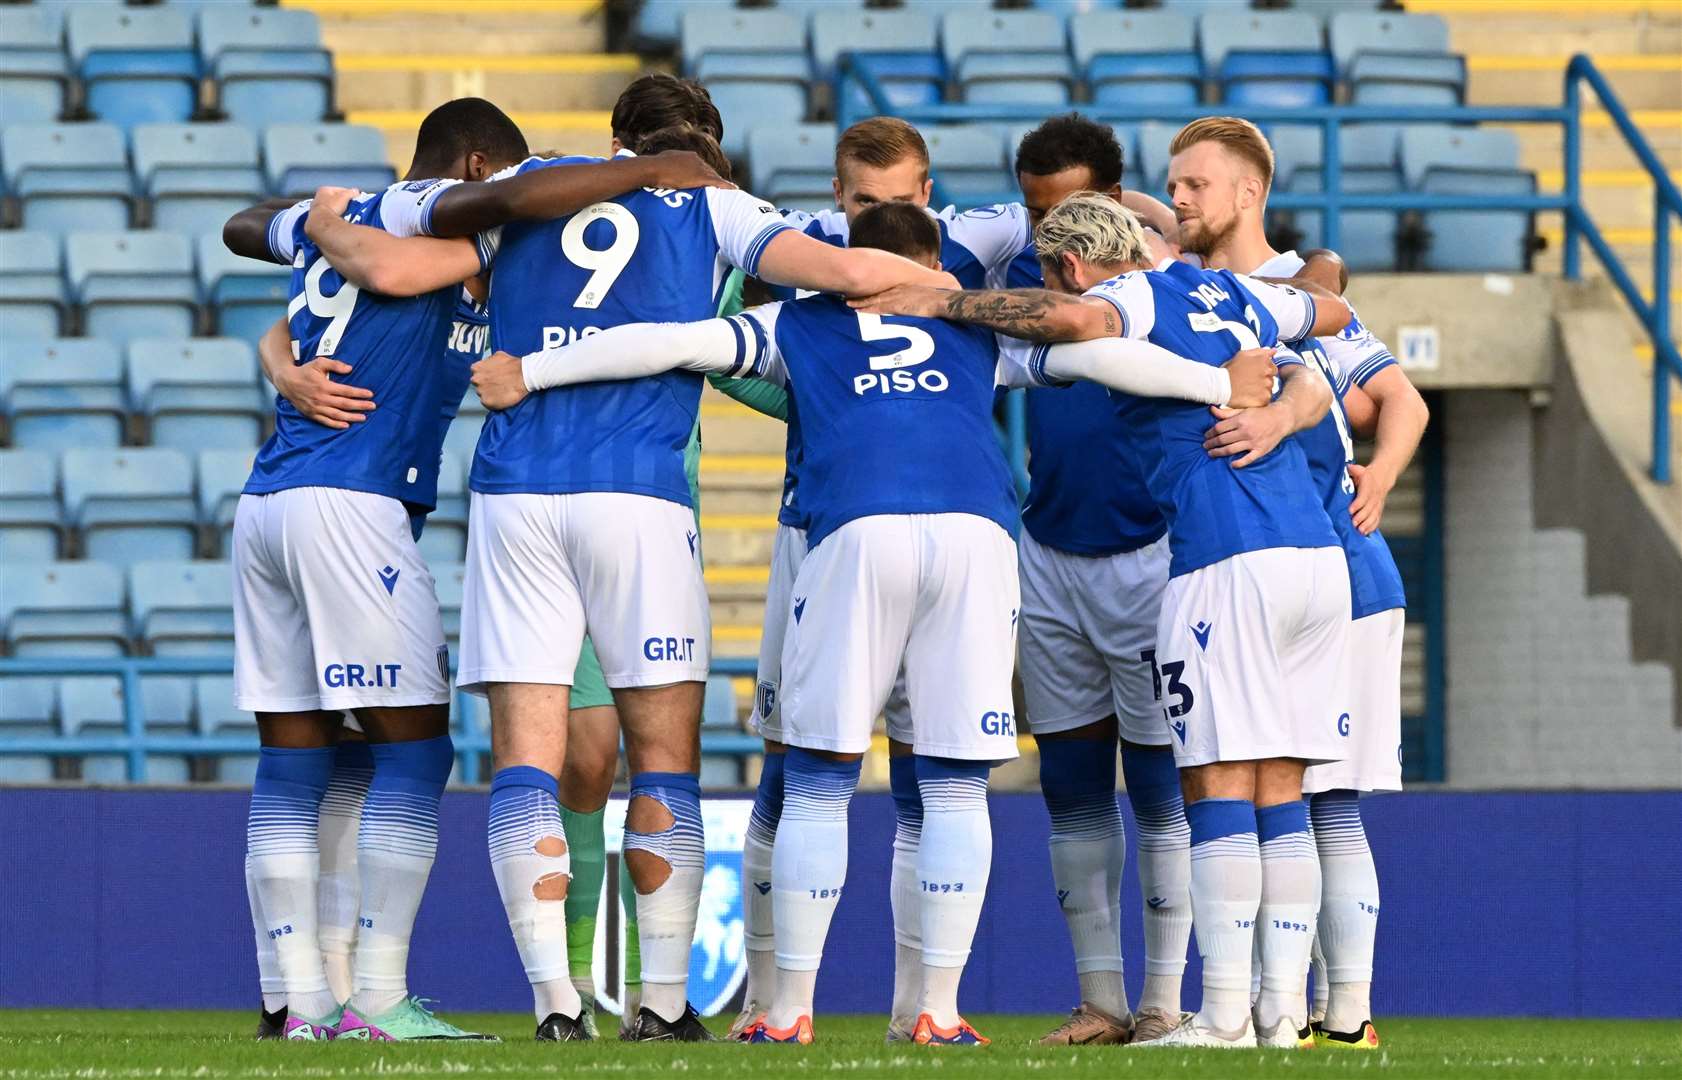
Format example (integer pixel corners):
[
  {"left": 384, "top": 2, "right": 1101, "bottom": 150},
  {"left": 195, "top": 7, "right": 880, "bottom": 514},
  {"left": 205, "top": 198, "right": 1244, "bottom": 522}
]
[
  {"left": 1146, "top": 896, "right": 1167, "bottom": 910},
  {"left": 793, "top": 597, "right": 807, "bottom": 624},
  {"left": 378, "top": 566, "right": 400, "bottom": 595},
  {"left": 686, "top": 529, "right": 698, "bottom": 558},
  {"left": 754, "top": 881, "right": 771, "bottom": 896},
  {"left": 1190, "top": 620, "right": 1211, "bottom": 651},
  {"left": 1056, "top": 888, "right": 1070, "bottom": 909},
  {"left": 1171, "top": 719, "right": 1187, "bottom": 744}
]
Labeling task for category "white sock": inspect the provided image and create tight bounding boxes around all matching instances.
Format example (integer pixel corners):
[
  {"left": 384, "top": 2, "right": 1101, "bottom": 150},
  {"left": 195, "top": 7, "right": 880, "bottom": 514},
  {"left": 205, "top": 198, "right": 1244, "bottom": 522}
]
[
  {"left": 624, "top": 773, "right": 706, "bottom": 1024},
  {"left": 246, "top": 855, "right": 287, "bottom": 1013},
  {"left": 1039, "top": 738, "right": 1127, "bottom": 1017},
  {"left": 316, "top": 743, "right": 372, "bottom": 1006},
  {"left": 741, "top": 753, "right": 782, "bottom": 1009},
  {"left": 1310, "top": 934, "right": 1330, "bottom": 1021},
  {"left": 768, "top": 751, "right": 859, "bottom": 1028},
  {"left": 915, "top": 759, "right": 992, "bottom": 1028},
  {"left": 248, "top": 747, "right": 338, "bottom": 1021},
  {"left": 1256, "top": 801, "right": 1320, "bottom": 1033},
  {"left": 1185, "top": 799, "right": 1261, "bottom": 1035},
  {"left": 1121, "top": 748, "right": 1192, "bottom": 1016},
  {"left": 1312, "top": 791, "right": 1379, "bottom": 1032},
  {"left": 888, "top": 755, "right": 923, "bottom": 1029},
  {"left": 488, "top": 767, "right": 579, "bottom": 1021}
]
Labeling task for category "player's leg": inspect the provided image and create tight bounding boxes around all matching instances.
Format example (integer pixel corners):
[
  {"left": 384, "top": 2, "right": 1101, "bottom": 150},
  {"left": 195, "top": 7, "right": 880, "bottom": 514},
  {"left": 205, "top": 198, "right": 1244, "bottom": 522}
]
[
  {"left": 557, "top": 647, "right": 618, "bottom": 1035},
  {"left": 1016, "top": 532, "right": 1131, "bottom": 1044},
  {"left": 1173, "top": 761, "right": 1263, "bottom": 1046},
  {"left": 1253, "top": 758, "right": 1316, "bottom": 1048},
  {"left": 316, "top": 735, "right": 373, "bottom": 1007},
  {"left": 246, "top": 853, "right": 288, "bottom": 1037},
  {"left": 460, "top": 491, "right": 591, "bottom": 1037},
  {"left": 616, "top": 850, "right": 642, "bottom": 1030},
  {"left": 902, "top": 514, "right": 1021, "bottom": 1046},
  {"left": 885, "top": 736, "right": 922, "bottom": 1043}
]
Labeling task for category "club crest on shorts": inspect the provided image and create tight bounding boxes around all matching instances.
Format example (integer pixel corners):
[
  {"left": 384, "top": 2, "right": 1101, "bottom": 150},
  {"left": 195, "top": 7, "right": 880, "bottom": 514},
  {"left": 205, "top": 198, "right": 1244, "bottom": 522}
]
[{"left": 755, "top": 681, "right": 776, "bottom": 721}]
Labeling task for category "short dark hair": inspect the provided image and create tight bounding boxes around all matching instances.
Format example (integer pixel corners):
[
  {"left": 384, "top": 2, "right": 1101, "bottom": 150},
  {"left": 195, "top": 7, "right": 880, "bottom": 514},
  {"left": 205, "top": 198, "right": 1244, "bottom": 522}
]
[
  {"left": 849, "top": 202, "right": 940, "bottom": 264},
  {"left": 412, "top": 97, "right": 528, "bottom": 173},
  {"left": 611, "top": 73, "right": 723, "bottom": 147},
  {"left": 1013, "top": 113, "right": 1124, "bottom": 189},
  {"left": 634, "top": 124, "right": 732, "bottom": 182}
]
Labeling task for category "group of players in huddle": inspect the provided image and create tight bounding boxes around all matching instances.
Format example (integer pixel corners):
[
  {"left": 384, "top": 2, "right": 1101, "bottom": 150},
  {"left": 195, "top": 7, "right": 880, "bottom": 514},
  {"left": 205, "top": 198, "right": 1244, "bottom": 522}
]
[{"left": 224, "top": 70, "right": 1427, "bottom": 1051}]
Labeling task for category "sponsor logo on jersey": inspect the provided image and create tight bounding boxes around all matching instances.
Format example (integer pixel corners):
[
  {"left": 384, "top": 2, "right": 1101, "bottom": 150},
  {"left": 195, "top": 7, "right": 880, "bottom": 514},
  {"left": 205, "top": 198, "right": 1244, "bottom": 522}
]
[
  {"left": 378, "top": 565, "right": 400, "bottom": 595},
  {"left": 324, "top": 663, "right": 401, "bottom": 688},
  {"left": 980, "top": 710, "right": 1015, "bottom": 737},
  {"left": 447, "top": 320, "right": 489, "bottom": 356},
  {"left": 1338, "top": 314, "right": 1367, "bottom": 340},
  {"left": 642, "top": 636, "right": 697, "bottom": 662},
  {"left": 1190, "top": 620, "right": 1212, "bottom": 651}
]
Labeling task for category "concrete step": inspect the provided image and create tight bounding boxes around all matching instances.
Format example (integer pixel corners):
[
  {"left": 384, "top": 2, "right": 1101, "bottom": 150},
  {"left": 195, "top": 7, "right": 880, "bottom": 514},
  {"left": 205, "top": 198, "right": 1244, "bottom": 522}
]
[
  {"left": 295, "top": 0, "right": 608, "bottom": 55},
  {"left": 1507, "top": 115, "right": 1682, "bottom": 176},
  {"left": 1420, "top": 0, "right": 1682, "bottom": 57},
  {"left": 699, "top": 453, "right": 785, "bottom": 492},
  {"left": 355, "top": 109, "right": 611, "bottom": 173},
  {"left": 698, "top": 412, "right": 788, "bottom": 455},
  {"left": 701, "top": 521, "right": 776, "bottom": 566},
  {"left": 334, "top": 55, "right": 638, "bottom": 114},
  {"left": 1539, "top": 170, "right": 1682, "bottom": 231},
  {"left": 1469, "top": 56, "right": 1682, "bottom": 109},
  {"left": 700, "top": 487, "right": 784, "bottom": 516},
  {"left": 704, "top": 563, "right": 770, "bottom": 602}
]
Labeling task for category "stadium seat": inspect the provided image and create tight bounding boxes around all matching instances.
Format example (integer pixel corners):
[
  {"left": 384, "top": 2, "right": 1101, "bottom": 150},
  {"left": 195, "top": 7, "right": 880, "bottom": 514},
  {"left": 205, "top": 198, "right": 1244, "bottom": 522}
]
[
  {"left": 922, "top": 125, "right": 1011, "bottom": 206},
  {"left": 0, "top": 450, "right": 64, "bottom": 563},
  {"left": 1402, "top": 126, "right": 1533, "bottom": 271},
  {"left": 0, "top": 560, "right": 129, "bottom": 656},
  {"left": 1280, "top": 122, "right": 1404, "bottom": 268},
  {"left": 197, "top": 235, "right": 289, "bottom": 346},
  {"left": 194, "top": 674, "right": 257, "bottom": 783},
  {"left": 1136, "top": 121, "right": 1177, "bottom": 197},
  {"left": 62, "top": 448, "right": 199, "bottom": 566},
  {"left": 0, "top": 338, "right": 127, "bottom": 450},
  {"left": 632, "top": 0, "right": 689, "bottom": 51},
  {"left": 0, "top": 123, "right": 132, "bottom": 234},
  {"left": 813, "top": 9, "right": 943, "bottom": 117},
  {"left": 132, "top": 123, "right": 265, "bottom": 235},
  {"left": 0, "top": 231, "right": 69, "bottom": 338},
  {"left": 66, "top": 5, "right": 199, "bottom": 131},
  {"left": 683, "top": 10, "right": 811, "bottom": 159},
  {"left": 128, "top": 338, "right": 265, "bottom": 451},
  {"left": 443, "top": 403, "right": 486, "bottom": 461},
  {"left": 195, "top": 447, "right": 255, "bottom": 555},
  {"left": 200, "top": 7, "right": 332, "bottom": 128},
  {"left": 702, "top": 674, "right": 739, "bottom": 731},
  {"left": 419, "top": 452, "right": 468, "bottom": 562},
  {"left": 0, "top": 7, "right": 71, "bottom": 124},
  {"left": 130, "top": 560, "right": 234, "bottom": 657},
  {"left": 433, "top": 559, "right": 466, "bottom": 654},
  {"left": 262, "top": 124, "right": 395, "bottom": 199},
  {"left": 66, "top": 231, "right": 200, "bottom": 347},
  {"left": 60, "top": 675, "right": 193, "bottom": 783},
  {"left": 943, "top": 10, "right": 1073, "bottom": 107},
  {"left": 1332, "top": 12, "right": 1463, "bottom": 106},
  {"left": 749, "top": 123, "right": 837, "bottom": 209},
  {"left": 1072, "top": 11, "right": 1203, "bottom": 108},
  {"left": 1200, "top": 11, "right": 1331, "bottom": 108},
  {"left": 0, "top": 676, "right": 58, "bottom": 782}
]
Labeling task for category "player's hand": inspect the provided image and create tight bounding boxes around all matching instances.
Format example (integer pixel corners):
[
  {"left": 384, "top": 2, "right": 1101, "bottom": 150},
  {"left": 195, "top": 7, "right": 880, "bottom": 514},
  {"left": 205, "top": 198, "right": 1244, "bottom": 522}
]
[
  {"left": 1204, "top": 403, "right": 1291, "bottom": 468},
  {"left": 645, "top": 149, "right": 735, "bottom": 191},
  {"left": 848, "top": 284, "right": 950, "bottom": 317},
  {"left": 309, "top": 185, "right": 356, "bottom": 218},
  {"left": 275, "top": 357, "right": 375, "bottom": 430},
  {"left": 1221, "top": 347, "right": 1278, "bottom": 409},
  {"left": 1347, "top": 461, "right": 1394, "bottom": 535},
  {"left": 472, "top": 351, "right": 528, "bottom": 411}
]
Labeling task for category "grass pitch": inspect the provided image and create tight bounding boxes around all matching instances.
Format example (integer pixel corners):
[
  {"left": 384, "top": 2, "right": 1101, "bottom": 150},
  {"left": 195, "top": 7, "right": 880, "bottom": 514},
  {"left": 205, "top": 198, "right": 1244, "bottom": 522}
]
[{"left": 1, "top": 1010, "right": 1678, "bottom": 1079}]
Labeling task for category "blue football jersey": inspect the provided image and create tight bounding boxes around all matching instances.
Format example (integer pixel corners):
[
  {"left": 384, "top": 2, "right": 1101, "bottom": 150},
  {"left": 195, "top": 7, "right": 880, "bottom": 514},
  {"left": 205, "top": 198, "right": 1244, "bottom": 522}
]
[
  {"left": 1295, "top": 341, "right": 1407, "bottom": 619},
  {"left": 244, "top": 184, "right": 486, "bottom": 511},
  {"left": 411, "top": 155, "right": 792, "bottom": 505},
  {"left": 1007, "top": 242, "right": 1168, "bottom": 556},
  {"left": 1069, "top": 261, "right": 1338, "bottom": 578},
  {"left": 734, "top": 295, "right": 1017, "bottom": 548}
]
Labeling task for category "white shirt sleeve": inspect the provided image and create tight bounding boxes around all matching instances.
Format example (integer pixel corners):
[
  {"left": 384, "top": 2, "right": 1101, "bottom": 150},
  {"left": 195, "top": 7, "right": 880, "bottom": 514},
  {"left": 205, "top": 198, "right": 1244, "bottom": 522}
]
[
  {"left": 944, "top": 203, "right": 1032, "bottom": 287},
  {"left": 1026, "top": 337, "right": 1232, "bottom": 405},
  {"left": 265, "top": 200, "right": 311, "bottom": 264},
  {"left": 1232, "top": 273, "right": 1317, "bottom": 343},
  {"left": 377, "top": 173, "right": 506, "bottom": 267},
  {"left": 994, "top": 335, "right": 1039, "bottom": 389},
  {"left": 706, "top": 187, "right": 796, "bottom": 277},
  {"left": 1082, "top": 272, "right": 1156, "bottom": 339},
  {"left": 1316, "top": 305, "right": 1397, "bottom": 392},
  {"left": 521, "top": 302, "right": 789, "bottom": 391}
]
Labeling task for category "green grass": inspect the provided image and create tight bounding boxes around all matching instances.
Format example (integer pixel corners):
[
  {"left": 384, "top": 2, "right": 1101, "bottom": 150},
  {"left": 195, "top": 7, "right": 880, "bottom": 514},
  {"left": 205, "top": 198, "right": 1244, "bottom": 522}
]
[{"left": 1, "top": 1010, "right": 1678, "bottom": 1079}]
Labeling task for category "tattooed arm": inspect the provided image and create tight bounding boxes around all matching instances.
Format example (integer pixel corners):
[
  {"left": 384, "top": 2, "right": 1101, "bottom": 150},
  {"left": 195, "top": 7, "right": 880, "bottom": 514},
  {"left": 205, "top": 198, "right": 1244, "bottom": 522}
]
[{"left": 851, "top": 285, "right": 1121, "bottom": 343}]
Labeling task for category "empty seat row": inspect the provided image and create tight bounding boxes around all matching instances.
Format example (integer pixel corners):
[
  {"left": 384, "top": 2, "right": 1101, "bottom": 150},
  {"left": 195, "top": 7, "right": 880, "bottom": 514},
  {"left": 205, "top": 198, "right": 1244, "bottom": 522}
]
[
  {"left": 0, "top": 122, "right": 394, "bottom": 234},
  {"left": 0, "top": 4, "right": 331, "bottom": 129}
]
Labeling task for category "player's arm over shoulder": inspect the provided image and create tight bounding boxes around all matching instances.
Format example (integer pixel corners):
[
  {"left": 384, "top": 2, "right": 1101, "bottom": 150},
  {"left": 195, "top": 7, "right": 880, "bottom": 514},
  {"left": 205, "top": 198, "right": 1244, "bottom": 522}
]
[
  {"left": 303, "top": 186, "right": 483, "bottom": 297},
  {"left": 1233, "top": 273, "right": 1351, "bottom": 342}
]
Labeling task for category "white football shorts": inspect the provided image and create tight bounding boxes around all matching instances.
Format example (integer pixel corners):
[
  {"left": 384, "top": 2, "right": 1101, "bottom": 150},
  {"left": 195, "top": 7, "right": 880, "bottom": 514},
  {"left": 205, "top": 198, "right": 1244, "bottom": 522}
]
[
  {"left": 233, "top": 487, "right": 449, "bottom": 713},
  {"left": 1154, "top": 546, "right": 1352, "bottom": 769},
  {"left": 458, "top": 491, "right": 711, "bottom": 695},
  {"left": 1017, "top": 530, "right": 1172, "bottom": 745},
  {"left": 778, "top": 513, "right": 1020, "bottom": 761},
  {"left": 1303, "top": 606, "right": 1404, "bottom": 794}
]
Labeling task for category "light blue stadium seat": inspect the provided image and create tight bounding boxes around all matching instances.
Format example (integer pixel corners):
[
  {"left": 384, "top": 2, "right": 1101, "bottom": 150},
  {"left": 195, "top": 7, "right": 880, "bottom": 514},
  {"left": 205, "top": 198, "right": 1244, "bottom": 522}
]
[
  {"left": 683, "top": 10, "right": 810, "bottom": 159},
  {"left": 0, "top": 676, "right": 58, "bottom": 781},
  {"left": 1287, "top": 168, "right": 1403, "bottom": 271},
  {"left": 132, "top": 123, "right": 265, "bottom": 235},
  {"left": 1401, "top": 126, "right": 1531, "bottom": 271},
  {"left": 813, "top": 9, "right": 944, "bottom": 117},
  {"left": 262, "top": 124, "right": 395, "bottom": 199},
  {"left": 0, "top": 7, "right": 70, "bottom": 124},
  {"left": 1199, "top": 11, "right": 1330, "bottom": 108},
  {"left": 442, "top": 409, "right": 486, "bottom": 461},
  {"left": 1331, "top": 12, "right": 1463, "bottom": 106},
  {"left": 902, "top": 0, "right": 1000, "bottom": 16},
  {"left": 944, "top": 10, "right": 1072, "bottom": 107},
  {"left": 749, "top": 123, "right": 837, "bottom": 207},
  {"left": 0, "top": 231, "right": 69, "bottom": 338},
  {"left": 195, "top": 447, "right": 255, "bottom": 556},
  {"left": 418, "top": 451, "right": 468, "bottom": 562},
  {"left": 0, "top": 338, "right": 127, "bottom": 450},
  {"left": 67, "top": 231, "right": 200, "bottom": 347},
  {"left": 922, "top": 125, "right": 1010, "bottom": 207},
  {"left": 0, "top": 450, "right": 63, "bottom": 563},
  {"left": 702, "top": 674, "right": 739, "bottom": 731},
  {"left": 632, "top": 0, "right": 688, "bottom": 51},
  {"left": 61, "top": 675, "right": 193, "bottom": 783},
  {"left": 130, "top": 560, "right": 234, "bottom": 657},
  {"left": 197, "top": 235, "right": 289, "bottom": 346},
  {"left": 0, "top": 561, "right": 129, "bottom": 657},
  {"left": 63, "top": 448, "right": 199, "bottom": 566},
  {"left": 194, "top": 674, "right": 257, "bottom": 783},
  {"left": 200, "top": 7, "right": 332, "bottom": 127},
  {"left": 1136, "top": 121, "right": 1177, "bottom": 197},
  {"left": 432, "top": 559, "right": 466, "bottom": 654},
  {"left": 128, "top": 337, "right": 265, "bottom": 450},
  {"left": 67, "top": 5, "right": 199, "bottom": 132},
  {"left": 0, "top": 123, "right": 133, "bottom": 233},
  {"left": 1030, "top": 1, "right": 1120, "bottom": 14},
  {"left": 1073, "top": 11, "right": 1202, "bottom": 108}
]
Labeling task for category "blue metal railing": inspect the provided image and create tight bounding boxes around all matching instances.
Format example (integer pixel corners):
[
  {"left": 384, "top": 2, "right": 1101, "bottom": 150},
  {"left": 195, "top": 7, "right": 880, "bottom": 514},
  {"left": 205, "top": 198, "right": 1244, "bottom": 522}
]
[{"left": 842, "top": 53, "right": 1681, "bottom": 483}]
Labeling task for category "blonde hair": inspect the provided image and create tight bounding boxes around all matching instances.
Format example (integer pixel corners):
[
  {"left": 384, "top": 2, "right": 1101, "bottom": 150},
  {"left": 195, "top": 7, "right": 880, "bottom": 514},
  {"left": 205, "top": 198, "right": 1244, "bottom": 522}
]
[
  {"left": 835, "top": 117, "right": 929, "bottom": 181},
  {"left": 1034, "top": 192, "right": 1152, "bottom": 270},
  {"left": 1170, "top": 116, "right": 1275, "bottom": 191}
]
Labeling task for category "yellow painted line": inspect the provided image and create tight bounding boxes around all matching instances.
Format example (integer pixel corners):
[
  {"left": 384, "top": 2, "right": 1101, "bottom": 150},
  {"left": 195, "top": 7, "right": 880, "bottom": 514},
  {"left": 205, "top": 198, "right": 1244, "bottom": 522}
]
[
  {"left": 701, "top": 399, "right": 784, "bottom": 419},
  {"left": 1538, "top": 168, "right": 1682, "bottom": 188},
  {"left": 1468, "top": 54, "right": 1682, "bottom": 72},
  {"left": 335, "top": 53, "right": 639, "bottom": 74},
  {"left": 713, "top": 624, "right": 761, "bottom": 643},
  {"left": 286, "top": 0, "right": 601, "bottom": 14},
  {"left": 699, "top": 513, "right": 779, "bottom": 531},
  {"left": 349, "top": 109, "right": 612, "bottom": 131},
  {"left": 1540, "top": 224, "right": 1682, "bottom": 245},
  {"left": 699, "top": 453, "right": 785, "bottom": 474},
  {"left": 1407, "top": 0, "right": 1682, "bottom": 13},
  {"left": 705, "top": 565, "right": 771, "bottom": 586},
  {"left": 1584, "top": 109, "right": 1682, "bottom": 128}
]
